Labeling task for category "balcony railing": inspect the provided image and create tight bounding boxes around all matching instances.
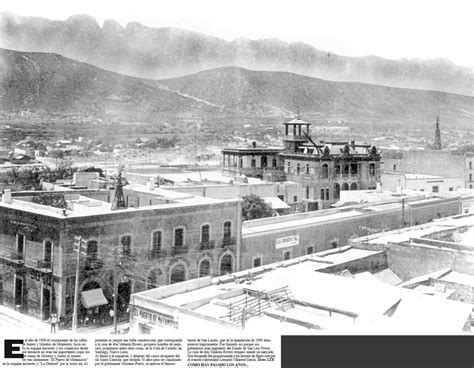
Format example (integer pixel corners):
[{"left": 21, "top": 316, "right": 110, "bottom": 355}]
[
  {"left": 84, "top": 257, "right": 104, "bottom": 271},
  {"left": 11, "top": 252, "right": 24, "bottom": 263},
  {"left": 36, "top": 260, "right": 52, "bottom": 270},
  {"left": 148, "top": 249, "right": 168, "bottom": 260},
  {"left": 222, "top": 237, "right": 236, "bottom": 248},
  {"left": 171, "top": 246, "right": 189, "bottom": 257},
  {"left": 199, "top": 240, "right": 215, "bottom": 251}
]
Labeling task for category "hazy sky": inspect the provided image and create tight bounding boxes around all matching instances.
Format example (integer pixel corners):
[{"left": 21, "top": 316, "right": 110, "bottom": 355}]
[{"left": 2, "top": 0, "right": 474, "bottom": 67}]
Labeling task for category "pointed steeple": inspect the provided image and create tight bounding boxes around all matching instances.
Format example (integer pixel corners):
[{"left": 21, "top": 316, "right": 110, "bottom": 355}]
[
  {"left": 434, "top": 115, "right": 442, "bottom": 150},
  {"left": 111, "top": 171, "right": 127, "bottom": 210}
]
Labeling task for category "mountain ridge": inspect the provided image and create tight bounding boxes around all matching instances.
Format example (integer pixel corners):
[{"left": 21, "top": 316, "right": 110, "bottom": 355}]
[{"left": 1, "top": 11, "right": 473, "bottom": 96}]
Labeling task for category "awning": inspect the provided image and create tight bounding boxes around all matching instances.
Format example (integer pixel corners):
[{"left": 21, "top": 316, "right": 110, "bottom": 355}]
[{"left": 81, "top": 288, "right": 108, "bottom": 308}]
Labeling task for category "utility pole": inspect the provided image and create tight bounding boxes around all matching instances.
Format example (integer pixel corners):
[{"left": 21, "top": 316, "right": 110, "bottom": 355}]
[
  {"left": 72, "top": 236, "right": 86, "bottom": 333},
  {"left": 113, "top": 266, "right": 118, "bottom": 334},
  {"left": 49, "top": 240, "right": 55, "bottom": 319}
]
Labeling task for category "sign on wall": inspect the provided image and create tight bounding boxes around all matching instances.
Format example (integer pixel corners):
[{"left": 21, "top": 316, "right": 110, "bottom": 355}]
[{"left": 275, "top": 235, "right": 299, "bottom": 249}]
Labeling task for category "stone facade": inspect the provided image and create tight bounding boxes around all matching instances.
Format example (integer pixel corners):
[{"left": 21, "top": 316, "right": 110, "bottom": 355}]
[{"left": 0, "top": 192, "right": 241, "bottom": 324}]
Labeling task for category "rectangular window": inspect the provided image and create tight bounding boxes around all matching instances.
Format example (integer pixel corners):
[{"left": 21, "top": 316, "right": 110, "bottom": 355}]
[
  {"left": 293, "top": 196, "right": 298, "bottom": 203},
  {"left": 16, "top": 234, "right": 25, "bottom": 256},
  {"left": 325, "top": 188, "right": 330, "bottom": 201},
  {"left": 284, "top": 251, "right": 291, "bottom": 260},
  {"left": 152, "top": 231, "right": 162, "bottom": 256},
  {"left": 449, "top": 187, "right": 453, "bottom": 191},
  {"left": 201, "top": 225, "right": 210, "bottom": 243},
  {"left": 174, "top": 228, "right": 184, "bottom": 247},
  {"left": 14, "top": 276, "right": 23, "bottom": 307},
  {"left": 307, "top": 247, "right": 314, "bottom": 255},
  {"left": 320, "top": 188, "right": 325, "bottom": 200},
  {"left": 253, "top": 258, "right": 262, "bottom": 267},
  {"left": 121, "top": 235, "right": 131, "bottom": 256},
  {"left": 432, "top": 186, "right": 439, "bottom": 193}
]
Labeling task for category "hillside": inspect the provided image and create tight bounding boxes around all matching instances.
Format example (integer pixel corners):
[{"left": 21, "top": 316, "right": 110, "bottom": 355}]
[
  {"left": 159, "top": 67, "right": 474, "bottom": 127},
  {"left": 1, "top": 48, "right": 474, "bottom": 130},
  {"left": 1, "top": 12, "right": 474, "bottom": 96},
  {"left": 0, "top": 48, "right": 220, "bottom": 121}
]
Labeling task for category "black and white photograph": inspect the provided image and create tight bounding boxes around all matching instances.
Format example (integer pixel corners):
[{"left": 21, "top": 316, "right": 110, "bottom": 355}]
[{"left": 0, "top": 0, "right": 473, "bottom": 366}]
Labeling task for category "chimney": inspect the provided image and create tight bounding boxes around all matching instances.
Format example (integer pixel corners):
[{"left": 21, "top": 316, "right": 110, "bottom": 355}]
[
  {"left": 376, "top": 182, "right": 382, "bottom": 193},
  {"left": 2, "top": 189, "right": 11, "bottom": 204}
]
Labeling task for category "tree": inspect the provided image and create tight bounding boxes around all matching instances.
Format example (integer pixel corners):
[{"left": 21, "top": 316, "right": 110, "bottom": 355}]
[{"left": 241, "top": 194, "right": 274, "bottom": 221}]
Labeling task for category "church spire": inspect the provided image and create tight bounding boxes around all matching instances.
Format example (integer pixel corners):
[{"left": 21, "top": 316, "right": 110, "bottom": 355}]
[{"left": 433, "top": 115, "right": 442, "bottom": 150}]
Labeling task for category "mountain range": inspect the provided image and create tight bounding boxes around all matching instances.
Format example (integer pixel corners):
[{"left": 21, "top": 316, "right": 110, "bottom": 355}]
[
  {"left": 1, "top": 47, "right": 474, "bottom": 129},
  {"left": 1, "top": 12, "right": 474, "bottom": 97}
]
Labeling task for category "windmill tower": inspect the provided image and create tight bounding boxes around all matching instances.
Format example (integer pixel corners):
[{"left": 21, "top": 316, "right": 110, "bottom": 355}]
[
  {"left": 433, "top": 115, "right": 442, "bottom": 150},
  {"left": 111, "top": 169, "right": 127, "bottom": 210}
]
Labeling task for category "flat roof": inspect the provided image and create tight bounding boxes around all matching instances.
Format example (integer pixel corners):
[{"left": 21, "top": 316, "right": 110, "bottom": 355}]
[
  {"left": 354, "top": 214, "right": 474, "bottom": 245},
  {"left": 134, "top": 247, "right": 471, "bottom": 333},
  {"left": 0, "top": 187, "right": 238, "bottom": 219}
]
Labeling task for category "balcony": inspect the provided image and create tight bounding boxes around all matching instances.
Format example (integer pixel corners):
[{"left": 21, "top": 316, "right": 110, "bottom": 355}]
[
  {"left": 36, "top": 260, "right": 52, "bottom": 271},
  {"left": 11, "top": 252, "right": 24, "bottom": 264},
  {"left": 83, "top": 257, "right": 104, "bottom": 271},
  {"left": 222, "top": 237, "right": 236, "bottom": 248},
  {"left": 148, "top": 249, "right": 168, "bottom": 260},
  {"left": 171, "top": 246, "right": 188, "bottom": 257},
  {"left": 199, "top": 240, "right": 215, "bottom": 251}
]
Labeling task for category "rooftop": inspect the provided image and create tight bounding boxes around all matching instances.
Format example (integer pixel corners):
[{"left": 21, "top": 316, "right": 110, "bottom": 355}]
[
  {"left": 0, "top": 186, "right": 238, "bottom": 219},
  {"left": 132, "top": 246, "right": 471, "bottom": 333},
  {"left": 352, "top": 213, "right": 474, "bottom": 246}
]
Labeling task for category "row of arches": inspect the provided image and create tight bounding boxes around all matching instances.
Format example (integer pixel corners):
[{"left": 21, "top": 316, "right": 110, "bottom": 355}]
[{"left": 147, "top": 253, "right": 234, "bottom": 288}]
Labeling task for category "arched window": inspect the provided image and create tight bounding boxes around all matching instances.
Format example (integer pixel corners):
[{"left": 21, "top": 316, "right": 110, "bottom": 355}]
[
  {"left": 261, "top": 155, "right": 267, "bottom": 168},
  {"left": 306, "top": 164, "right": 310, "bottom": 174},
  {"left": 325, "top": 188, "right": 330, "bottom": 200},
  {"left": 251, "top": 159, "right": 256, "bottom": 168},
  {"left": 170, "top": 264, "right": 186, "bottom": 284},
  {"left": 322, "top": 164, "right": 329, "bottom": 178},
  {"left": 320, "top": 188, "right": 325, "bottom": 200},
  {"left": 470, "top": 173, "right": 473, "bottom": 182},
  {"left": 342, "top": 183, "right": 349, "bottom": 191},
  {"left": 220, "top": 254, "right": 233, "bottom": 275},
  {"left": 121, "top": 235, "right": 131, "bottom": 256},
  {"left": 199, "top": 260, "right": 211, "bottom": 278},
  {"left": 306, "top": 186, "right": 310, "bottom": 199},
  {"left": 470, "top": 162, "right": 472, "bottom": 170},
  {"left": 223, "top": 221, "right": 232, "bottom": 239},
  {"left": 272, "top": 158, "right": 277, "bottom": 168},
  {"left": 151, "top": 231, "right": 162, "bottom": 258},
  {"left": 43, "top": 240, "right": 52, "bottom": 263},
  {"left": 334, "top": 183, "right": 341, "bottom": 199},
  {"left": 147, "top": 269, "right": 163, "bottom": 289},
  {"left": 335, "top": 165, "right": 341, "bottom": 175},
  {"left": 201, "top": 224, "right": 210, "bottom": 244},
  {"left": 393, "top": 164, "right": 397, "bottom": 171},
  {"left": 369, "top": 163, "right": 376, "bottom": 176},
  {"left": 174, "top": 228, "right": 184, "bottom": 247},
  {"left": 350, "top": 182, "right": 358, "bottom": 190},
  {"left": 350, "top": 163, "right": 358, "bottom": 175},
  {"left": 342, "top": 164, "right": 349, "bottom": 176},
  {"left": 86, "top": 240, "right": 98, "bottom": 260},
  {"left": 296, "top": 164, "right": 300, "bottom": 174}
]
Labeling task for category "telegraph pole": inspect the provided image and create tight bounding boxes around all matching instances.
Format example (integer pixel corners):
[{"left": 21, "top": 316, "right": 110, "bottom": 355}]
[{"left": 72, "top": 236, "right": 86, "bottom": 333}]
